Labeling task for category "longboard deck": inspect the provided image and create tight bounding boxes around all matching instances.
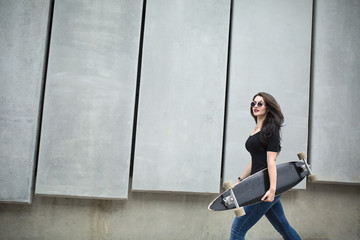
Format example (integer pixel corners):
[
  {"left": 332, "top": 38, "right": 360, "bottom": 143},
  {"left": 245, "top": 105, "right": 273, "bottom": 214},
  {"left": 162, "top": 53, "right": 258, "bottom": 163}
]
[{"left": 209, "top": 161, "right": 308, "bottom": 211}]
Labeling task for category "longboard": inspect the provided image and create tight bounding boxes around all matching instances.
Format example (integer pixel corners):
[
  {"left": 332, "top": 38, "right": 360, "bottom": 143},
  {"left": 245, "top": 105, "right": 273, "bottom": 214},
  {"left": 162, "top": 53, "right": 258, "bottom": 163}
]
[{"left": 208, "top": 152, "right": 316, "bottom": 217}]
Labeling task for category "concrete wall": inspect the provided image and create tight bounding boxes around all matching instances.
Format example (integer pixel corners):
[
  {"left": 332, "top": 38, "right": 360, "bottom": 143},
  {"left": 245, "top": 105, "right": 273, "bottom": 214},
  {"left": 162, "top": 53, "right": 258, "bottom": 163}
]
[
  {"left": 0, "top": 0, "right": 50, "bottom": 203},
  {"left": 1, "top": 0, "right": 360, "bottom": 239},
  {"left": 309, "top": 0, "right": 360, "bottom": 184},
  {"left": 133, "top": 0, "right": 230, "bottom": 194},
  {"left": 0, "top": 183, "right": 359, "bottom": 239},
  {"left": 35, "top": 0, "right": 143, "bottom": 200},
  {"left": 224, "top": 0, "right": 313, "bottom": 189}
]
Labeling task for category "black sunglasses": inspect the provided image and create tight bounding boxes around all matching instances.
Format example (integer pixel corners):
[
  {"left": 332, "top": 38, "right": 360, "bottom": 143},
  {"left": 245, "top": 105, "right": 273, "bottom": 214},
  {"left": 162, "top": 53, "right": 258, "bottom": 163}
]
[{"left": 251, "top": 101, "right": 264, "bottom": 108}]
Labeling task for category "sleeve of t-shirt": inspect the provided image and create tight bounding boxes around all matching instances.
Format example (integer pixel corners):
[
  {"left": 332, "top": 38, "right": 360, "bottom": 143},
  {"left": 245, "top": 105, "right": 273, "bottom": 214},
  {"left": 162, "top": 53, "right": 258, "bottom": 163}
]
[{"left": 266, "top": 131, "right": 280, "bottom": 152}]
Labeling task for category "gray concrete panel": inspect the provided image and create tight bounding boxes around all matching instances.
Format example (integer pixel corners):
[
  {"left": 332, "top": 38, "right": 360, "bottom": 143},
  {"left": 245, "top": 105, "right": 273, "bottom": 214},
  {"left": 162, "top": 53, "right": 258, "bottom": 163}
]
[
  {"left": 132, "top": 0, "right": 231, "bottom": 193},
  {"left": 35, "top": 0, "right": 143, "bottom": 199},
  {"left": 0, "top": 0, "right": 50, "bottom": 203},
  {"left": 310, "top": 0, "right": 360, "bottom": 183},
  {"left": 223, "top": 0, "right": 313, "bottom": 189}
]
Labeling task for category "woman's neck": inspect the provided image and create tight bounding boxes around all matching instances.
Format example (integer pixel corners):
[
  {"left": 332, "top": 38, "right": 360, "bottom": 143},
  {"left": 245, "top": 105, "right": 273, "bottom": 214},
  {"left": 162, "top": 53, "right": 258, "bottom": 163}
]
[{"left": 256, "top": 115, "right": 266, "bottom": 130}]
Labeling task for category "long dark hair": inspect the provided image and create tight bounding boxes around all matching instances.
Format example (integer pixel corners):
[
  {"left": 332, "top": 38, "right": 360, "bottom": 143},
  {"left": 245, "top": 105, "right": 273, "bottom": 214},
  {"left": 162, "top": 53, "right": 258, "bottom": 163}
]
[{"left": 250, "top": 92, "right": 284, "bottom": 151}]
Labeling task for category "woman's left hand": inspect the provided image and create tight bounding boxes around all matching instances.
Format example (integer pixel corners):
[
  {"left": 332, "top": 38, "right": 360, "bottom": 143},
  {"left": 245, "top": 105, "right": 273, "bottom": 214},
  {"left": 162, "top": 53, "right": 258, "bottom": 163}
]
[{"left": 261, "top": 189, "right": 275, "bottom": 202}]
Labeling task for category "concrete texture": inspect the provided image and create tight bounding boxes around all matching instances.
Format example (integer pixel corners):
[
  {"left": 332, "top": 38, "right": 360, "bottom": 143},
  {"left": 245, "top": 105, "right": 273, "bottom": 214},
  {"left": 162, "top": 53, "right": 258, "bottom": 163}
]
[
  {"left": 1, "top": 0, "right": 360, "bottom": 239},
  {"left": 310, "top": 0, "right": 360, "bottom": 183},
  {"left": 132, "top": 0, "right": 231, "bottom": 193},
  {"left": 35, "top": 0, "right": 143, "bottom": 199},
  {"left": 0, "top": 0, "right": 50, "bottom": 203},
  {"left": 223, "top": 0, "right": 313, "bottom": 188},
  {"left": 0, "top": 183, "right": 359, "bottom": 239}
]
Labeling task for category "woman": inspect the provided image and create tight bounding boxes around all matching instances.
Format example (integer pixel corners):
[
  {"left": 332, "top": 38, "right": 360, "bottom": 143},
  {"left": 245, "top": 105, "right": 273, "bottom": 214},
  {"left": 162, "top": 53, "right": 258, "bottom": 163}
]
[{"left": 229, "top": 92, "right": 301, "bottom": 240}]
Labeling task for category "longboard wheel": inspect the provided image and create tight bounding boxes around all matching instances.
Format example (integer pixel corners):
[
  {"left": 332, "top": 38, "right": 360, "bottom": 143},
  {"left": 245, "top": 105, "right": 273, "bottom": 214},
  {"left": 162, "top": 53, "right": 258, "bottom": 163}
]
[
  {"left": 308, "top": 174, "right": 317, "bottom": 182},
  {"left": 234, "top": 207, "right": 246, "bottom": 217},
  {"left": 223, "top": 180, "right": 234, "bottom": 190},
  {"left": 297, "top": 152, "right": 307, "bottom": 160}
]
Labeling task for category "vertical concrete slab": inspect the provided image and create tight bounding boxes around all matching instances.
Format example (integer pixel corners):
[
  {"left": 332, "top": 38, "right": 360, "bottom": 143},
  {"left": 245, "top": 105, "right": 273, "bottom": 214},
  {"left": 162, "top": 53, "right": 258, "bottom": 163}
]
[
  {"left": 310, "top": 0, "right": 360, "bottom": 183},
  {"left": 132, "top": 0, "right": 231, "bottom": 193},
  {"left": 0, "top": 0, "right": 50, "bottom": 203},
  {"left": 223, "top": 0, "right": 313, "bottom": 189},
  {"left": 35, "top": 0, "right": 143, "bottom": 199}
]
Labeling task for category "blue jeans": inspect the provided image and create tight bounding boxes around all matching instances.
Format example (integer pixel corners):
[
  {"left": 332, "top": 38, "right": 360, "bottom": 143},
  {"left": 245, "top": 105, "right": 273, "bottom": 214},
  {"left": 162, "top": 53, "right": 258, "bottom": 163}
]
[{"left": 229, "top": 196, "right": 301, "bottom": 240}]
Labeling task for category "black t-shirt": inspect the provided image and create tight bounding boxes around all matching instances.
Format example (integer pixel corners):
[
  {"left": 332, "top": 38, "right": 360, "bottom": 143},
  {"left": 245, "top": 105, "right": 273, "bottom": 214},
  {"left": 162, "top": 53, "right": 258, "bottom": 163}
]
[{"left": 245, "top": 131, "right": 280, "bottom": 175}]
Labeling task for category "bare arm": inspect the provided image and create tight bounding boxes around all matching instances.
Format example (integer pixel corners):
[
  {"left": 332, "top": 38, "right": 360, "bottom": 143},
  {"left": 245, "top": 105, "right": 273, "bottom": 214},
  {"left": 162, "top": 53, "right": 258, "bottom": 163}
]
[
  {"left": 261, "top": 151, "right": 277, "bottom": 202},
  {"left": 236, "top": 161, "right": 252, "bottom": 184}
]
